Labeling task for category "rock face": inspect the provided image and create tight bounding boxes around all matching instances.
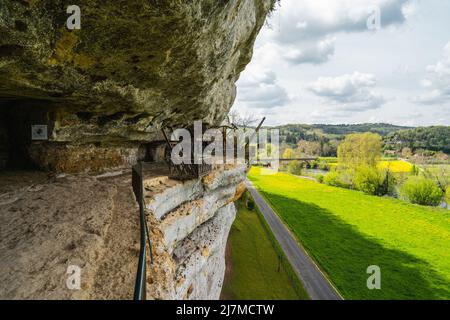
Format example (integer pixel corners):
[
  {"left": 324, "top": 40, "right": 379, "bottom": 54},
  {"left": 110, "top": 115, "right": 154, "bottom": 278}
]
[
  {"left": 0, "top": 0, "right": 272, "bottom": 300},
  {"left": 147, "top": 164, "right": 247, "bottom": 300},
  {"left": 0, "top": 164, "right": 247, "bottom": 300},
  {"left": 0, "top": 0, "right": 274, "bottom": 172}
]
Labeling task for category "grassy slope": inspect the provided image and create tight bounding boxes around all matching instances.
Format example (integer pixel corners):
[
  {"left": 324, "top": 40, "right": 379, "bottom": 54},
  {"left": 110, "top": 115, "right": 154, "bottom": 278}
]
[
  {"left": 249, "top": 167, "right": 450, "bottom": 300},
  {"left": 221, "top": 196, "right": 309, "bottom": 300}
]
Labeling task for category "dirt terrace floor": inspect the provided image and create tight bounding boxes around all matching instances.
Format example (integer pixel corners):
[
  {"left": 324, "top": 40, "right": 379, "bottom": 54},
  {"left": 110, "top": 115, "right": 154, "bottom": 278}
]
[{"left": 0, "top": 164, "right": 169, "bottom": 299}]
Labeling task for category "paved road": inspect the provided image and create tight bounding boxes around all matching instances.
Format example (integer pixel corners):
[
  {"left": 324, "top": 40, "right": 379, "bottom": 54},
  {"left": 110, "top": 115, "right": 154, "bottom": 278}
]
[{"left": 245, "top": 180, "right": 343, "bottom": 300}]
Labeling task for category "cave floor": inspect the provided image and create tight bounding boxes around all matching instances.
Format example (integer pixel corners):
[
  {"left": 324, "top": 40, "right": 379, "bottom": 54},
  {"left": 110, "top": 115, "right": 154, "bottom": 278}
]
[{"left": 0, "top": 163, "right": 172, "bottom": 299}]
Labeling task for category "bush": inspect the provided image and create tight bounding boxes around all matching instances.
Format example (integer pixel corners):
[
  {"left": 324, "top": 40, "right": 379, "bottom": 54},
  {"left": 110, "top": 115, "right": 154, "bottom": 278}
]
[
  {"left": 316, "top": 174, "right": 324, "bottom": 184},
  {"left": 323, "top": 171, "right": 338, "bottom": 186},
  {"left": 353, "top": 166, "right": 383, "bottom": 195},
  {"left": 318, "top": 161, "right": 330, "bottom": 171},
  {"left": 353, "top": 166, "right": 395, "bottom": 196},
  {"left": 400, "top": 176, "right": 443, "bottom": 206},
  {"left": 323, "top": 171, "right": 351, "bottom": 189},
  {"left": 288, "top": 160, "right": 303, "bottom": 176}
]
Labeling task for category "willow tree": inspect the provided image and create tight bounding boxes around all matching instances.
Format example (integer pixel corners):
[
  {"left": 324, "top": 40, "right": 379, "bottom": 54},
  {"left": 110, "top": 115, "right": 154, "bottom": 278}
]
[{"left": 337, "top": 133, "right": 382, "bottom": 170}]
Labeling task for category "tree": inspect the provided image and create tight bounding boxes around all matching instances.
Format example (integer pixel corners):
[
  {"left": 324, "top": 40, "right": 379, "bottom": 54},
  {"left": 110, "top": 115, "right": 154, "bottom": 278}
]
[
  {"left": 282, "top": 148, "right": 295, "bottom": 159},
  {"left": 228, "top": 110, "right": 259, "bottom": 129},
  {"left": 423, "top": 166, "right": 450, "bottom": 193},
  {"left": 258, "top": 143, "right": 278, "bottom": 160},
  {"left": 321, "top": 140, "right": 338, "bottom": 157},
  {"left": 296, "top": 140, "right": 321, "bottom": 157},
  {"left": 353, "top": 166, "right": 395, "bottom": 196},
  {"left": 401, "top": 147, "right": 413, "bottom": 158},
  {"left": 288, "top": 160, "right": 303, "bottom": 175},
  {"left": 435, "top": 151, "right": 449, "bottom": 162},
  {"left": 385, "top": 126, "right": 450, "bottom": 155},
  {"left": 338, "top": 133, "right": 382, "bottom": 170},
  {"left": 410, "top": 164, "right": 420, "bottom": 176}
]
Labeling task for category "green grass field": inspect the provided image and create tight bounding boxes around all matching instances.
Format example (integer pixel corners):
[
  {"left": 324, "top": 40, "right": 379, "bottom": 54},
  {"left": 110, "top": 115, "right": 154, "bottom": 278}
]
[
  {"left": 248, "top": 167, "right": 450, "bottom": 299},
  {"left": 422, "top": 164, "right": 450, "bottom": 174},
  {"left": 221, "top": 194, "right": 309, "bottom": 300}
]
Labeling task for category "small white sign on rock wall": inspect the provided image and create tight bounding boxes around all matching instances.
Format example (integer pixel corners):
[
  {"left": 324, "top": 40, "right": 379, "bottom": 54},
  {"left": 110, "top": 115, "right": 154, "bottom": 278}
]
[{"left": 31, "top": 125, "right": 48, "bottom": 141}]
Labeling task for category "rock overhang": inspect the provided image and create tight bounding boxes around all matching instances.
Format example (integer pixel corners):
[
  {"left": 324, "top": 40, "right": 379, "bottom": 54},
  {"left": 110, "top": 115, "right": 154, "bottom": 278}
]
[
  {"left": 0, "top": 0, "right": 274, "bottom": 172},
  {"left": 0, "top": 1, "right": 274, "bottom": 148},
  {"left": 0, "top": 0, "right": 274, "bottom": 300}
]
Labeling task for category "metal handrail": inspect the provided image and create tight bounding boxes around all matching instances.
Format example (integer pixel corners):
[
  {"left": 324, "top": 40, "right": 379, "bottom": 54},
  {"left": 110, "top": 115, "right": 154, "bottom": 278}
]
[
  {"left": 132, "top": 162, "right": 153, "bottom": 300},
  {"left": 161, "top": 128, "right": 213, "bottom": 180}
]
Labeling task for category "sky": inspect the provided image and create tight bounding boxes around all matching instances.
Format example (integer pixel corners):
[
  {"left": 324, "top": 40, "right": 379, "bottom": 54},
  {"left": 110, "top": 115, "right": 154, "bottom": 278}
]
[{"left": 231, "top": 0, "right": 450, "bottom": 126}]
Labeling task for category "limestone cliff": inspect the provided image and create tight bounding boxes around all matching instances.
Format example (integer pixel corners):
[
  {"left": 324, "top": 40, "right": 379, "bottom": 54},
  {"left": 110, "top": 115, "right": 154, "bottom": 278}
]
[
  {"left": 0, "top": 0, "right": 274, "bottom": 172},
  {"left": 0, "top": 1, "right": 273, "bottom": 300},
  {"left": 147, "top": 164, "right": 247, "bottom": 299}
]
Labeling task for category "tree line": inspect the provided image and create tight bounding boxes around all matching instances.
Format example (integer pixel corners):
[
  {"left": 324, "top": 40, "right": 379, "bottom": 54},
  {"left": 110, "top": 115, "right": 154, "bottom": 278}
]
[{"left": 276, "top": 124, "right": 450, "bottom": 157}]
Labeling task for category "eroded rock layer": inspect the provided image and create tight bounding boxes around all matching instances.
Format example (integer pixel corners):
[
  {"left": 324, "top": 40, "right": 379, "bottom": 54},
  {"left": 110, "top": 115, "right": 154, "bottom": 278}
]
[{"left": 146, "top": 164, "right": 247, "bottom": 300}]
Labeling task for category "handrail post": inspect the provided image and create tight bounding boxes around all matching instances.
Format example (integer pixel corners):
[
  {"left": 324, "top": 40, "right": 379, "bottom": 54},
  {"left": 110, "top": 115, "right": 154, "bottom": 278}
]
[{"left": 132, "top": 162, "right": 147, "bottom": 300}]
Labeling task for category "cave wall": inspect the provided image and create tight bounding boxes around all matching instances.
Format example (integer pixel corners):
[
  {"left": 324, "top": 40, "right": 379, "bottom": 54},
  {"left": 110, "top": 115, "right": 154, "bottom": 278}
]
[
  {"left": 0, "top": 111, "right": 8, "bottom": 169},
  {"left": 0, "top": 0, "right": 275, "bottom": 172},
  {"left": 0, "top": 100, "right": 55, "bottom": 170}
]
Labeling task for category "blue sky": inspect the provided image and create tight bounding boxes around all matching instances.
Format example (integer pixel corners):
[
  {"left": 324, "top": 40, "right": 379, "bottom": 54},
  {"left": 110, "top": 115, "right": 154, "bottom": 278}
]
[{"left": 232, "top": 0, "right": 450, "bottom": 126}]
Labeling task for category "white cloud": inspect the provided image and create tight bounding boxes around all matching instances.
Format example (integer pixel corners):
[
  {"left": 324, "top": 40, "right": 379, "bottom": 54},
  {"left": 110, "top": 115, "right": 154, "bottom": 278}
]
[
  {"left": 415, "top": 41, "right": 450, "bottom": 105},
  {"left": 236, "top": 71, "right": 290, "bottom": 109},
  {"left": 271, "top": 0, "right": 409, "bottom": 42},
  {"left": 283, "top": 37, "right": 336, "bottom": 65},
  {"left": 262, "top": 0, "right": 411, "bottom": 65},
  {"left": 308, "top": 72, "right": 386, "bottom": 111},
  {"left": 232, "top": 0, "right": 450, "bottom": 126}
]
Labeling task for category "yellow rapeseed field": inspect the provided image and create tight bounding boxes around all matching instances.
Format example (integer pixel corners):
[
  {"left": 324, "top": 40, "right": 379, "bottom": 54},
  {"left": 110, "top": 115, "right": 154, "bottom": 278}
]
[{"left": 378, "top": 160, "right": 414, "bottom": 173}]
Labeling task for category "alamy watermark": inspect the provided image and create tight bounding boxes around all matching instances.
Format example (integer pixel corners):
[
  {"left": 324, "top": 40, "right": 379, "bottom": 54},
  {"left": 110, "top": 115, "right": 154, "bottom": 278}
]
[
  {"left": 367, "top": 265, "right": 381, "bottom": 290},
  {"left": 367, "top": 6, "right": 381, "bottom": 31},
  {"left": 66, "top": 265, "right": 81, "bottom": 290},
  {"left": 64, "top": 4, "right": 381, "bottom": 30},
  {"left": 66, "top": 5, "right": 81, "bottom": 30}
]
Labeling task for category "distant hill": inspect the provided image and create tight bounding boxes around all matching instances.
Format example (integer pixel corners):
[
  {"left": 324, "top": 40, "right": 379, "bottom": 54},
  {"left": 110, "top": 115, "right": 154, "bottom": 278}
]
[
  {"left": 264, "top": 123, "right": 449, "bottom": 156},
  {"left": 272, "top": 123, "right": 410, "bottom": 145},
  {"left": 384, "top": 126, "right": 450, "bottom": 154},
  {"left": 306, "top": 123, "right": 412, "bottom": 136}
]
